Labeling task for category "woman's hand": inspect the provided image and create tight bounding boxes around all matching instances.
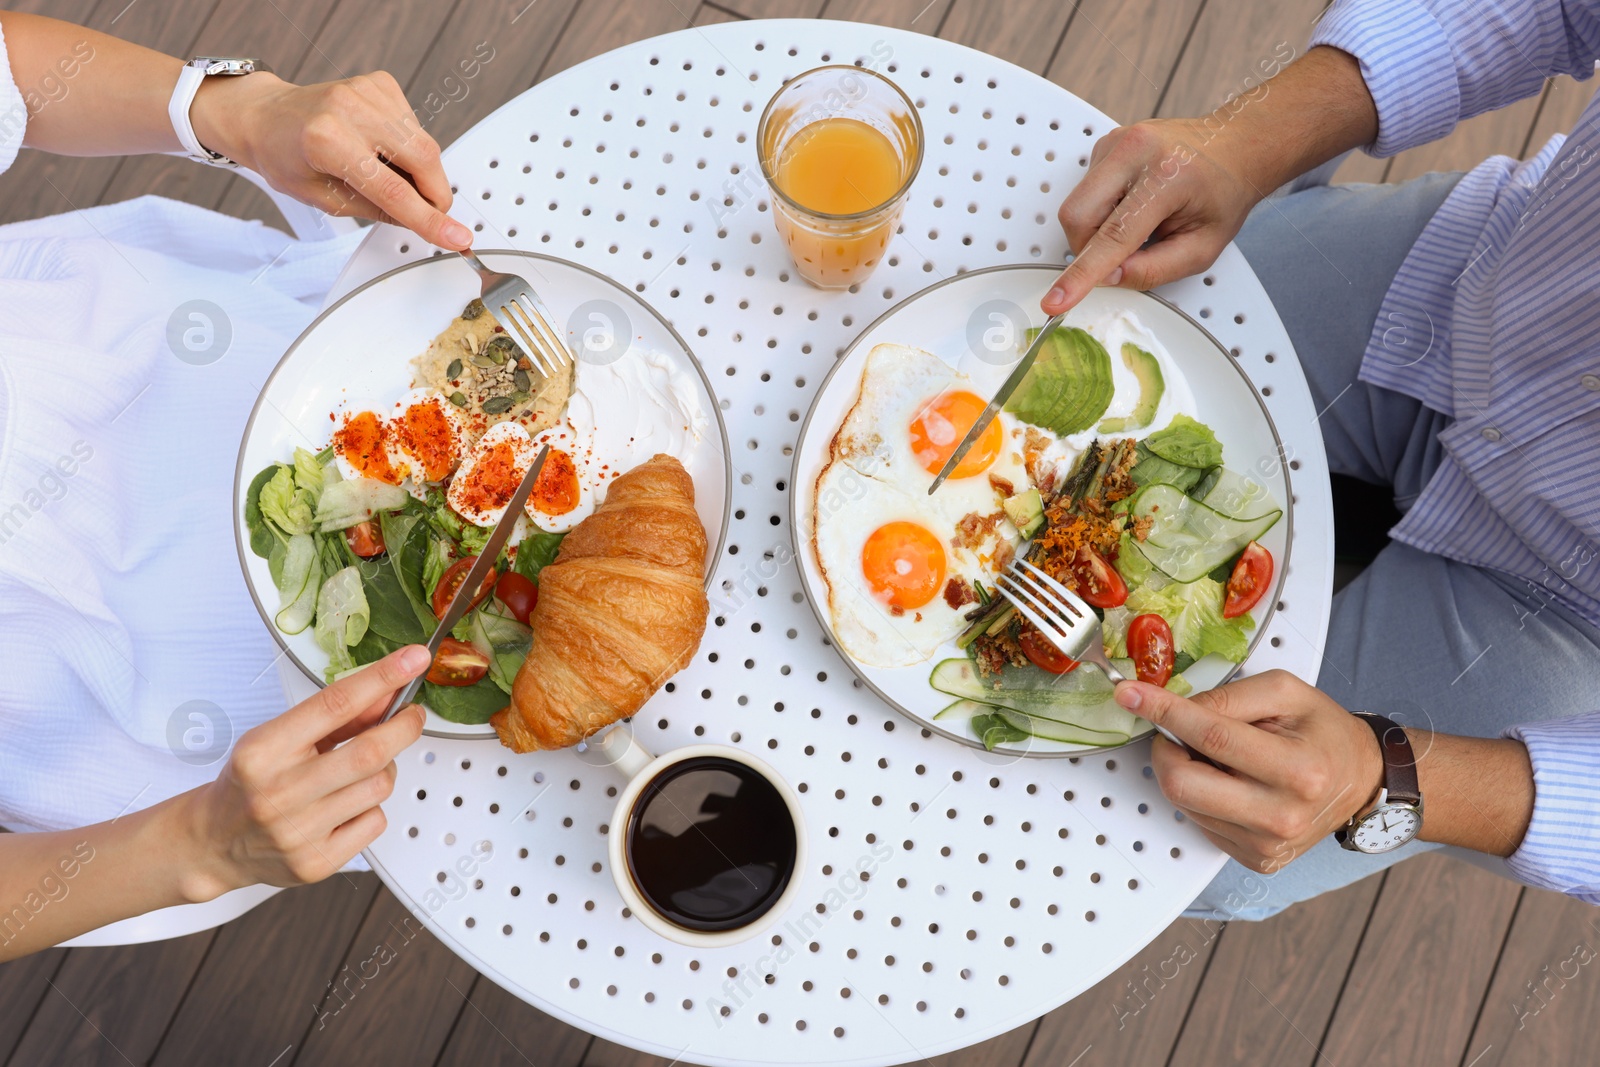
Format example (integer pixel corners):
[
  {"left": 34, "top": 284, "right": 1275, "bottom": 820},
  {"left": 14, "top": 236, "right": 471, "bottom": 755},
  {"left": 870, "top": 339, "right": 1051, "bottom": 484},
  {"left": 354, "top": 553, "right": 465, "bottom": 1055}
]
[
  {"left": 176, "top": 645, "right": 430, "bottom": 901},
  {"left": 191, "top": 71, "right": 472, "bottom": 251},
  {"left": 1043, "top": 118, "right": 1267, "bottom": 316},
  {"left": 1114, "top": 671, "right": 1384, "bottom": 872}
]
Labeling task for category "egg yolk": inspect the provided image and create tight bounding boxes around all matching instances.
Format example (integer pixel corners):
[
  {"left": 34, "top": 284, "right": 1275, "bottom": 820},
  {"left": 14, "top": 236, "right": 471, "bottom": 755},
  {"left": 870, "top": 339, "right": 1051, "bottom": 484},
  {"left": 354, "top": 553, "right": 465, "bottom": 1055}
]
[
  {"left": 860, "top": 521, "right": 947, "bottom": 610},
  {"left": 332, "top": 410, "right": 401, "bottom": 485},
  {"left": 454, "top": 440, "right": 523, "bottom": 514},
  {"left": 908, "top": 390, "right": 1003, "bottom": 479},
  {"left": 530, "top": 448, "right": 581, "bottom": 516},
  {"left": 395, "top": 398, "right": 460, "bottom": 483}
]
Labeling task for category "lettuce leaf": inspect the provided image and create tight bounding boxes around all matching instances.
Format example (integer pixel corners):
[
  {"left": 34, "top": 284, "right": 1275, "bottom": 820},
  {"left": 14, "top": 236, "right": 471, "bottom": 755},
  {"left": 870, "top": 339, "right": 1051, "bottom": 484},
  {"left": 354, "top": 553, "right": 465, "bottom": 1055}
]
[
  {"left": 1141, "top": 413, "right": 1223, "bottom": 469},
  {"left": 313, "top": 566, "right": 371, "bottom": 679},
  {"left": 260, "top": 465, "right": 314, "bottom": 537},
  {"left": 1123, "top": 576, "right": 1253, "bottom": 663},
  {"left": 314, "top": 477, "right": 409, "bottom": 532},
  {"left": 293, "top": 447, "right": 327, "bottom": 504},
  {"left": 512, "top": 530, "right": 566, "bottom": 583}
]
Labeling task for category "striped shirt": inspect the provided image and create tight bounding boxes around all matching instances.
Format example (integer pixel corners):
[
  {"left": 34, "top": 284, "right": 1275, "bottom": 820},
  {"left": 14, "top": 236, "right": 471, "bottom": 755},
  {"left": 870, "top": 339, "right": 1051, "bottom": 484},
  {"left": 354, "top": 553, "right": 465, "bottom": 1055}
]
[{"left": 1311, "top": 0, "right": 1600, "bottom": 900}]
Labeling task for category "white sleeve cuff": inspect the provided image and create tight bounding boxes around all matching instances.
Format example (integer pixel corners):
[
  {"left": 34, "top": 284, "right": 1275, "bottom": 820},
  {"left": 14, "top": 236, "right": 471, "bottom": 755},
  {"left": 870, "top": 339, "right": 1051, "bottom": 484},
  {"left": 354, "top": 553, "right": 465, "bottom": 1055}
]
[{"left": 1502, "top": 714, "right": 1600, "bottom": 904}]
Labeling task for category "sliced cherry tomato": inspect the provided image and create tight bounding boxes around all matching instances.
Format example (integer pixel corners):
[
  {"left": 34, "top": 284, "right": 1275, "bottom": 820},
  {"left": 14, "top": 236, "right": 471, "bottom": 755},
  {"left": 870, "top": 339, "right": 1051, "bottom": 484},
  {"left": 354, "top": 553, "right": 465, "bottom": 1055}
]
[
  {"left": 495, "top": 571, "right": 539, "bottom": 625},
  {"left": 426, "top": 637, "right": 490, "bottom": 686},
  {"left": 1127, "top": 613, "right": 1175, "bottom": 687},
  {"left": 1069, "top": 546, "right": 1129, "bottom": 609},
  {"left": 344, "top": 519, "right": 386, "bottom": 558},
  {"left": 1020, "top": 629, "right": 1080, "bottom": 674},
  {"left": 431, "top": 556, "right": 496, "bottom": 618},
  {"left": 1223, "top": 541, "right": 1274, "bottom": 619}
]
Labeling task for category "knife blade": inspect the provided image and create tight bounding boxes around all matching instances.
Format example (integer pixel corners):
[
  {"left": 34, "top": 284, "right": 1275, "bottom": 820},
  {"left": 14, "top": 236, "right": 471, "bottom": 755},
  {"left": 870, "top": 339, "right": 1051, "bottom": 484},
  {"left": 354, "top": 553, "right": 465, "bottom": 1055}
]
[
  {"left": 380, "top": 443, "right": 551, "bottom": 722},
  {"left": 928, "top": 312, "right": 1065, "bottom": 495}
]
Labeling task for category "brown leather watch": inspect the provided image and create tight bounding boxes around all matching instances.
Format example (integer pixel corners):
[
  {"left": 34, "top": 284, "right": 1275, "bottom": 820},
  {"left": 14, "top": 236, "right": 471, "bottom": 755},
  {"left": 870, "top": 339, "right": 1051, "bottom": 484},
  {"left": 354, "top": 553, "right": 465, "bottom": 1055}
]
[{"left": 1335, "top": 712, "right": 1424, "bottom": 854}]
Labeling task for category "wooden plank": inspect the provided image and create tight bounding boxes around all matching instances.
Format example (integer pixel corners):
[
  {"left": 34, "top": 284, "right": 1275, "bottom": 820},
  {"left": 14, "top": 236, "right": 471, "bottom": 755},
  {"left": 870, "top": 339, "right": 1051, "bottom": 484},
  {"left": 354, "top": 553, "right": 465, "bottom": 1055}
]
[
  {"left": 150, "top": 874, "right": 380, "bottom": 1066},
  {"left": 1525, "top": 72, "right": 1598, "bottom": 152},
  {"left": 934, "top": 1019, "right": 1036, "bottom": 1067},
  {"left": 1318, "top": 854, "right": 1523, "bottom": 1067},
  {"left": 694, "top": 3, "right": 746, "bottom": 26},
  {"left": 0, "top": 0, "right": 216, "bottom": 226},
  {"left": 1156, "top": 0, "right": 1321, "bottom": 120},
  {"left": 294, "top": 887, "right": 482, "bottom": 1067},
  {"left": 208, "top": 0, "right": 459, "bottom": 231},
  {"left": 1385, "top": 90, "right": 1545, "bottom": 184},
  {"left": 95, "top": 0, "right": 342, "bottom": 215},
  {"left": 434, "top": 975, "right": 594, "bottom": 1067},
  {"left": 1167, "top": 874, "right": 1384, "bottom": 1067},
  {"left": 937, "top": 0, "right": 1075, "bottom": 77},
  {"left": 1458, "top": 887, "right": 1600, "bottom": 1066},
  {"left": 714, "top": 0, "right": 827, "bottom": 19},
  {"left": 402, "top": 0, "right": 585, "bottom": 150},
  {"left": 1021, "top": 915, "right": 1223, "bottom": 1067},
  {"left": 1045, "top": 0, "right": 1206, "bottom": 125},
  {"left": 818, "top": 0, "right": 955, "bottom": 33},
  {"left": 8, "top": 932, "right": 215, "bottom": 1067},
  {"left": 0, "top": 949, "right": 67, "bottom": 1063}
]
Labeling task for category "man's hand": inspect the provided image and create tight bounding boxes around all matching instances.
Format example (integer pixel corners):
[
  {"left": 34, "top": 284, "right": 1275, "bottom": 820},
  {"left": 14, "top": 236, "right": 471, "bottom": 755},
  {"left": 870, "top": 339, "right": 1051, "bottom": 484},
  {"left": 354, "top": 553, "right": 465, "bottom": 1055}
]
[
  {"left": 193, "top": 71, "right": 472, "bottom": 251},
  {"left": 1043, "top": 118, "right": 1265, "bottom": 315},
  {"left": 1114, "top": 670, "right": 1384, "bottom": 872},
  {"left": 1042, "top": 46, "right": 1380, "bottom": 317},
  {"left": 176, "top": 645, "right": 431, "bottom": 902}
]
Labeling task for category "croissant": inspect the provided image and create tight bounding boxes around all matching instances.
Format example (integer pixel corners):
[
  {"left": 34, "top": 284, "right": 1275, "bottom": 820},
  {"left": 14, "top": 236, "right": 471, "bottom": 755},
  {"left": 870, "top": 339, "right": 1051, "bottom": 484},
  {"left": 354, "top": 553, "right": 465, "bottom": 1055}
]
[{"left": 491, "top": 454, "right": 709, "bottom": 752}]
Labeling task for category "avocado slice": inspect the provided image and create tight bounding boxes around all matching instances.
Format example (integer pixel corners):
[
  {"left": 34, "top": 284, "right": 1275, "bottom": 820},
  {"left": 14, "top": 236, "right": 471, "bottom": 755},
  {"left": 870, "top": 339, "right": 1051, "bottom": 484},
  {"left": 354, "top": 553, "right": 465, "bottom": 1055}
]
[
  {"left": 1098, "top": 343, "right": 1166, "bottom": 433},
  {"left": 1003, "top": 326, "right": 1114, "bottom": 436},
  {"left": 1003, "top": 487, "right": 1045, "bottom": 538}
]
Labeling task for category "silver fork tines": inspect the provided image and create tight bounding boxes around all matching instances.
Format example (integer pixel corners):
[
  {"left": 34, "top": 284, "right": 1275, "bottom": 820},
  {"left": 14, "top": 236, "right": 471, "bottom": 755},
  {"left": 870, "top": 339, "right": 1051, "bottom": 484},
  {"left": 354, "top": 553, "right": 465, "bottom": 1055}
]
[{"left": 461, "top": 251, "right": 574, "bottom": 378}]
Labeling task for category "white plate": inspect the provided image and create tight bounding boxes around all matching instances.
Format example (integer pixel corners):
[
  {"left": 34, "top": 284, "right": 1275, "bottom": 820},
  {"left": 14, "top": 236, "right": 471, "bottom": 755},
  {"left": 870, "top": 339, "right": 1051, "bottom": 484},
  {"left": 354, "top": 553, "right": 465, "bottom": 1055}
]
[
  {"left": 790, "top": 265, "right": 1291, "bottom": 757},
  {"left": 234, "top": 251, "right": 731, "bottom": 739}
]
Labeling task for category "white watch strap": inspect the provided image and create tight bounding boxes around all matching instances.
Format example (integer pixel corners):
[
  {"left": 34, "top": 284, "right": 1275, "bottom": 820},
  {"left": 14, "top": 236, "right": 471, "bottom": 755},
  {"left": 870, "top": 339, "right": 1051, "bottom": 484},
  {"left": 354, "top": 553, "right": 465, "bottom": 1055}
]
[{"left": 167, "top": 62, "right": 233, "bottom": 166}]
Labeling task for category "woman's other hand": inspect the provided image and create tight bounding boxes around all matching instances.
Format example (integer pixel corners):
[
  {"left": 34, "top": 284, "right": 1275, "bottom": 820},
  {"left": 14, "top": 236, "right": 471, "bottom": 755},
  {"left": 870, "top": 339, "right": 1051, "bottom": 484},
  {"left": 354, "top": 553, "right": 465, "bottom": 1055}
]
[
  {"left": 176, "top": 645, "right": 430, "bottom": 901},
  {"left": 191, "top": 71, "right": 473, "bottom": 251}
]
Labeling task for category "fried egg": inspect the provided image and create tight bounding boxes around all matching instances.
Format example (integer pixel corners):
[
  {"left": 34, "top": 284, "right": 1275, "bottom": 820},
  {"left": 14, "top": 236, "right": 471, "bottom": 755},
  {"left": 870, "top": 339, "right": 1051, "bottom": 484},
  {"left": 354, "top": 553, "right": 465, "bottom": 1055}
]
[
  {"left": 523, "top": 424, "right": 609, "bottom": 532},
  {"left": 812, "top": 462, "right": 993, "bottom": 667},
  {"left": 447, "top": 420, "right": 536, "bottom": 527},
  {"left": 388, "top": 387, "right": 468, "bottom": 487}
]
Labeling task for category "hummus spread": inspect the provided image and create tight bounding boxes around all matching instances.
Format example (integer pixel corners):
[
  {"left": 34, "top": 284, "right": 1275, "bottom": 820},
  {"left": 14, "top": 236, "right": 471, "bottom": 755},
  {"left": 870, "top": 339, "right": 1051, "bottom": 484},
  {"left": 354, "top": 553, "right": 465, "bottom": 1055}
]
[{"left": 412, "top": 298, "right": 573, "bottom": 444}]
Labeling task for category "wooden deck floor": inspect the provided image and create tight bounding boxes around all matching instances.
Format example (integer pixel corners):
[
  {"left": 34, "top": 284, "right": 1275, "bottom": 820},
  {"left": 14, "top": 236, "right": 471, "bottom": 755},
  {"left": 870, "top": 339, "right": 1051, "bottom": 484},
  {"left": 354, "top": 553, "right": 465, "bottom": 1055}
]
[{"left": 3, "top": 1, "right": 1598, "bottom": 1064}]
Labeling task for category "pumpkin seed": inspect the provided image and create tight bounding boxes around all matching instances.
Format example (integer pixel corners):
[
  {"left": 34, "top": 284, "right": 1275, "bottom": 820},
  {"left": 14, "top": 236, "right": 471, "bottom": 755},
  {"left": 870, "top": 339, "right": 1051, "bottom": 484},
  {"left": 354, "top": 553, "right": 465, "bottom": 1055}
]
[
  {"left": 512, "top": 367, "right": 530, "bottom": 392},
  {"left": 482, "top": 396, "right": 514, "bottom": 414},
  {"left": 448, "top": 391, "right": 468, "bottom": 407},
  {"left": 485, "top": 335, "right": 518, "bottom": 365},
  {"left": 462, "top": 298, "right": 486, "bottom": 320},
  {"left": 471, "top": 353, "right": 496, "bottom": 368},
  {"left": 511, "top": 389, "right": 531, "bottom": 403},
  {"left": 445, "top": 358, "right": 463, "bottom": 380}
]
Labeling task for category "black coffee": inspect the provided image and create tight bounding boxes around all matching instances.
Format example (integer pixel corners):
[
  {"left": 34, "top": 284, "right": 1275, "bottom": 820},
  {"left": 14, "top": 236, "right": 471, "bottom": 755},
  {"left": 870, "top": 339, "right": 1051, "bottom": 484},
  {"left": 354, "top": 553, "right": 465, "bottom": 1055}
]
[{"left": 625, "top": 756, "right": 799, "bottom": 932}]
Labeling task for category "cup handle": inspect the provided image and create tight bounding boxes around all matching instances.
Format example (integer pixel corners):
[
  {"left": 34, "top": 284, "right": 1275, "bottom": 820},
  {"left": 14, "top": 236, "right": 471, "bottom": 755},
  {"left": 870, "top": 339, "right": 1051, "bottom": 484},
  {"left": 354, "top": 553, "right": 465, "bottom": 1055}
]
[{"left": 597, "top": 724, "right": 656, "bottom": 781}]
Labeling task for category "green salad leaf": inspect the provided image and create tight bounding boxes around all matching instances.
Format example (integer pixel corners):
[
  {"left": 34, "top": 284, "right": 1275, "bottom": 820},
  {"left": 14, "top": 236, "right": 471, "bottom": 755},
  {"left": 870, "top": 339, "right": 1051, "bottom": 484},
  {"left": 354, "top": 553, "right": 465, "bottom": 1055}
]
[
  {"left": 1003, "top": 325, "right": 1114, "bottom": 436},
  {"left": 972, "top": 712, "right": 1030, "bottom": 752},
  {"left": 512, "top": 530, "right": 566, "bottom": 583},
  {"left": 1129, "top": 442, "right": 1210, "bottom": 491},
  {"left": 422, "top": 679, "right": 509, "bottom": 724},
  {"left": 313, "top": 566, "right": 371, "bottom": 679},
  {"left": 244, "top": 464, "right": 284, "bottom": 559},
  {"left": 314, "top": 477, "right": 408, "bottom": 533},
  {"left": 293, "top": 447, "right": 327, "bottom": 504},
  {"left": 380, "top": 507, "right": 446, "bottom": 635},
  {"left": 1141, "top": 413, "right": 1223, "bottom": 469},
  {"left": 260, "top": 465, "right": 314, "bottom": 537},
  {"left": 1124, "top": 576, "right": 1253, "bottom": 664}
]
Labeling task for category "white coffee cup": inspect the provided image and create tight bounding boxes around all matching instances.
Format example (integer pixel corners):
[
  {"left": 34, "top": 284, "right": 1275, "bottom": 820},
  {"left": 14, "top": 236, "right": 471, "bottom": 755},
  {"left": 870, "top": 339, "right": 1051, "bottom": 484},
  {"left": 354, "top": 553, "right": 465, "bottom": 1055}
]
[{"left": 596, "top": 725, "right": 808, "bottom": 948}]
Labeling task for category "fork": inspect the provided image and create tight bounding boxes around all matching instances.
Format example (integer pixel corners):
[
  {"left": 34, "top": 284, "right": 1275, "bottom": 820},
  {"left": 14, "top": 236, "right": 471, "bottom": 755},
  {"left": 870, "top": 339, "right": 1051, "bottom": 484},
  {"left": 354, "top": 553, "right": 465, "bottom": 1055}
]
[
  {"left": 996, "top": 558, "right": 1220, "bottom": 766},
  {"left": 460, "top": 251, "right": 575, "bottom": 378}
]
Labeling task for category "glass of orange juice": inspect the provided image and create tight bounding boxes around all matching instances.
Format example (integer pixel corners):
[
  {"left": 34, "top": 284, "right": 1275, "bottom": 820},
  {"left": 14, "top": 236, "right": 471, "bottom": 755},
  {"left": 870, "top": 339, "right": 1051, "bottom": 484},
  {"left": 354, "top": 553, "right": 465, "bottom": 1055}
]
[{"left": 757, "top": 65, "right": 923, "bottom": 289}]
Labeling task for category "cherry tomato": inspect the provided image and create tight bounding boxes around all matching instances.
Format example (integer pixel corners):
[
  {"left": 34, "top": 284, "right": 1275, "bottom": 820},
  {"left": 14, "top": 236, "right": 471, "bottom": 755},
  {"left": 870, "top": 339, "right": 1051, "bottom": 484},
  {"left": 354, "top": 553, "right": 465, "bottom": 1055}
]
[
  {"left": 344, "top": 519, "right": 386, "bottom": 558},
  {"left": 426, "top": 637, "right": 490, "bottom": 686},
  {"left": 1127, "top": 614, "right": 1176, "bottom": 687},
  {"left": 1020, "top": 630, "right": 1080, "bottom": 674},
  {"left": 1069, "top": 546, "right": 1129, "bottom": 609},
  {"left": 1223, "top": 541, "right": 1274, "bottom": 619},
  {"left": 431, "top": 556, "right": 496, "bottom": 618},
  {"left": 495, "top": 572, "right": 539, "bottom": 625}
]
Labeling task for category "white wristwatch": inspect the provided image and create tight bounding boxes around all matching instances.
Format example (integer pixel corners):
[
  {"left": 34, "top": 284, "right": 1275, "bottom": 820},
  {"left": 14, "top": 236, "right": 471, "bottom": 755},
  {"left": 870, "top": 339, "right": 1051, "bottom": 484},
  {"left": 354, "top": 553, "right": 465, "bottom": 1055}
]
[{"left": 167, "top": 56, "right": 271, "bottom": 167}]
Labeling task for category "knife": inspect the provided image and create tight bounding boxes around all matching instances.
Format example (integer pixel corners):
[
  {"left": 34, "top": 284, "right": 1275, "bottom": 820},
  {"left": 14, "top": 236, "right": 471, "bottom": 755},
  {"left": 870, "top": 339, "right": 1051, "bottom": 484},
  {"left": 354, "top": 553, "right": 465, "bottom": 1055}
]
[
  {"left": 928, "top": 312, "right": 1065, "bottom": 495},
  {"left": 380, "top": 443, "right": 551, "bottom": 722}
]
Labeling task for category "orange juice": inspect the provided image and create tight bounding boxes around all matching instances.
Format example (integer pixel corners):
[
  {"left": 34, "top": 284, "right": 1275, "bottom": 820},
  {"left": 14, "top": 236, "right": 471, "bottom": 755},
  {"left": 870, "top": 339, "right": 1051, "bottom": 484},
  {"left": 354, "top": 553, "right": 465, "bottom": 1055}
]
[{"left": 773, "top": 118, "right": 903, "bottom": 215}]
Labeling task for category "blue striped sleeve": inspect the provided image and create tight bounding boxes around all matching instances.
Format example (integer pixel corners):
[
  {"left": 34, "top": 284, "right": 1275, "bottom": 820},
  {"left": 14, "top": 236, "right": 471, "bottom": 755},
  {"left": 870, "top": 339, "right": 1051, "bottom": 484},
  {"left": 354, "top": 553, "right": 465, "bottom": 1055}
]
[
  {"left": 1310, "top": 0, "right": 1461, "bottom": 157},
  {"left": 1502, "top": 714, "right": 1600, "bottom": 903}
]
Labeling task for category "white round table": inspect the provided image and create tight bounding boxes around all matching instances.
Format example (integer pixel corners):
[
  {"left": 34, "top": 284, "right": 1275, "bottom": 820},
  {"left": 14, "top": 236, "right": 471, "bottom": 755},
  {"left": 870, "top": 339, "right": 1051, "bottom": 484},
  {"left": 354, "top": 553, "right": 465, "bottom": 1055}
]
[{"left": 321, "top": 20, "right": 1334, "bottom": 1066}]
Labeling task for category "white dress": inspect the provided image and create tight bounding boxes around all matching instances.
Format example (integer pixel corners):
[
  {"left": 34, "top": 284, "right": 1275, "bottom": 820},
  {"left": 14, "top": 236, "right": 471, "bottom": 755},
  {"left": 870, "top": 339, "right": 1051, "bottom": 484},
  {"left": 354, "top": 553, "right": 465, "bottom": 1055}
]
[{"left": 0, "top": 23, "right": 363, "bottom": 831}]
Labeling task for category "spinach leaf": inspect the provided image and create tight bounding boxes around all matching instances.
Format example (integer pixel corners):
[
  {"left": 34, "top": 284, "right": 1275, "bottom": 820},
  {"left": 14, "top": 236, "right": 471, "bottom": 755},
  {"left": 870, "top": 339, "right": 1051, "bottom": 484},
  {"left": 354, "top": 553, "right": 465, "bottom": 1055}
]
[
  {"left": 358, "top": 554, "right": 430, "bottom": 645},
  {"left": 351, "top": 625, "right": 401, "bottom": 666},
  {"left": 971, "top": 713, "right": 1030, "bottom": 751},
  {"left": 512, "top": 530, "right": 566, "bottom": 583},
  {"left": 380, "top": 508, "right": 444, "bottom": 635},
  {"left": 244, "top": 463, "right": 286, "bottom": 559},
  {"left": 422, "top": 678, "right": 509, "bottom": 724}
]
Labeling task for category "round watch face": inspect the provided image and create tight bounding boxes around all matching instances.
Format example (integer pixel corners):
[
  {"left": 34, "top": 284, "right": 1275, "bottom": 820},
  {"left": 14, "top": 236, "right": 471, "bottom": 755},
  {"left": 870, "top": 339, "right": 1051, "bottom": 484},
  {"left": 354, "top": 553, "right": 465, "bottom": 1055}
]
[{"left": 1351, "top": 803, "right": 1421, "bottom": 853}]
